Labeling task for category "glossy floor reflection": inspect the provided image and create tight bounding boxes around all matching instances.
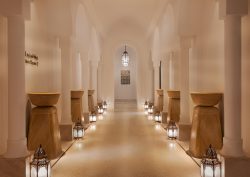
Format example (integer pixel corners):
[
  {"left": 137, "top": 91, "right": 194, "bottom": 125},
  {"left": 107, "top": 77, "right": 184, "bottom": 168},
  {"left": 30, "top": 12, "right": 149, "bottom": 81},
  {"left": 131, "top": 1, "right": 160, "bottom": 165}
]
[{"left": 52, "top": 104, "right": 200, "bottom": 177}]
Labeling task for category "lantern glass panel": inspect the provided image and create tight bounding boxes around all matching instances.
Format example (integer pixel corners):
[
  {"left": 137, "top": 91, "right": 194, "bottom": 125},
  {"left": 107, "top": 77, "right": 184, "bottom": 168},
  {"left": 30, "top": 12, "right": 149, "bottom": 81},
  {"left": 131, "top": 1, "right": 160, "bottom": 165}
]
[
  {"left": 154, "top": 115, "right": 162, "bottom": 122},
  {"left": 148, "top": 107, "right": 153, "bottom": 114},
  {"left": 73, "top": 122, "right": 84, "bottom": 139},
  {"left": 98, "top": 107, "right": 104, "bottom": 114},
  {"left": 90, "top": 114, "right": 97, "bottom": 122},
  {"left": 73, "top": 128, "right": 84, "bottom": 139},
  {"left": 167, "top": 122, "right": 178, "bottom": 139},
  {"left": 201, "top": 163, "right": 221, "bottom": 177},
  {"left": 31, "top": 164, "right": 50, "bottom": 177}
]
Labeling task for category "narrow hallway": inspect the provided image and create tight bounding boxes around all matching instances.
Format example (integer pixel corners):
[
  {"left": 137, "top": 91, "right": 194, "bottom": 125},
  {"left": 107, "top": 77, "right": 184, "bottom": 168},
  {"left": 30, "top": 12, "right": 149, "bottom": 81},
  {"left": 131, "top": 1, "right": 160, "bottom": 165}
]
[{"left": 52, "top": 102, "right": 200, "bottom": 177}]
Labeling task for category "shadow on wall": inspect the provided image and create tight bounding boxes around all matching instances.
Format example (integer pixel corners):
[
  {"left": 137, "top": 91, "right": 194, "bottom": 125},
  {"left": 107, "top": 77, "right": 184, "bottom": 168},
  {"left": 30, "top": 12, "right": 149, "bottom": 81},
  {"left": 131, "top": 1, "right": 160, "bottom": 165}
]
[{"left": 26, "top": 100, "right": 32, "bottom": 138}]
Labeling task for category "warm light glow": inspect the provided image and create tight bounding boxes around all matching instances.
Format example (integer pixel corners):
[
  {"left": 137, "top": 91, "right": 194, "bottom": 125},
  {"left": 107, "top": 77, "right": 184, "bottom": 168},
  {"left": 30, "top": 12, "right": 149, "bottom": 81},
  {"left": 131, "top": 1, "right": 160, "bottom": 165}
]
[
  {"left": 98, "top": 115, "right": 104, "bottom": 120},
  {"left": 168, "top": 142, "right": 176, "bottom": 149},
  {"left": 148, "top": 115, "right": 153, "bottom": 120},
  {"left": 90, "top": 124, "right": 96, "bottom": 131},
  {"left": 155, "top": 124, "right": 161, "bottom": 130},
  {"left": 75, "top": 142, "right": 83, "bottom": 149}
]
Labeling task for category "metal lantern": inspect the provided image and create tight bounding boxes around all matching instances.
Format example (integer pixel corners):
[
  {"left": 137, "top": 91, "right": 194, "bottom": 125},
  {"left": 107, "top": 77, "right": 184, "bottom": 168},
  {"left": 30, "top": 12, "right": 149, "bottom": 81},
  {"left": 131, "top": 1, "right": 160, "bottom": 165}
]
[
  {"left": 147, "top": 105, "right": 154, "bottom": 114},
  {"left": 144, "top": 101, "right": 149, "bottom": 109},
  {"left": 122, "top": 45, "right": 129, "bottom": 67},
  {"left": 98, "top": 106, "right": 104, "bottom": 114},
  {"left": 201, "top": 145, "right": 222, "bottom": 177},
  {"left": 30, "top": 145, "right": 50, "bottom": 177},
  {"left": 89, "top": 112, "right": 97, "bottom": 123},
  {"left": 167, "top": 121, "right": 178, "bottom": 139},
  {"left": 73, "top": 120, "right": 84, "bottom": 139},
  {"left": 103, "top": 101, "right": 108, "bottom": 110},
  {"left": 154, "top": 113, "right": 162, "bottom": 122}
]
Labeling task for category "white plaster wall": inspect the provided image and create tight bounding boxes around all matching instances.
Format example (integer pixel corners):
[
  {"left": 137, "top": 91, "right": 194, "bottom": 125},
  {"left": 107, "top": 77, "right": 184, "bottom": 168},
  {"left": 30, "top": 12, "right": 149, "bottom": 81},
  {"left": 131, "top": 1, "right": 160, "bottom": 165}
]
[
  {"left": 72, "top": 53, "right": 82, "bottom": 90},
  {"left": 114, "top": 46, "right": 137, "bottom": 100},
  {"left": 25, "top": 2, "right": 62, "bottom": 93},
  {"left": 0, "top": 16, "right": 8, "bottom": 155},
  {"left": 189, "top": 1, "right": 224, "bottom": 93}
]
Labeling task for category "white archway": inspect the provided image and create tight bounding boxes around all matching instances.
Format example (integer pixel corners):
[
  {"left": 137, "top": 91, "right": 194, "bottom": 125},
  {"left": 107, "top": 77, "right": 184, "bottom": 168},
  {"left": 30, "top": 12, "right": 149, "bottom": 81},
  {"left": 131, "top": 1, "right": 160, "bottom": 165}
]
[{"left": 114, "top": 45, "right": 137, "bottom": 101}]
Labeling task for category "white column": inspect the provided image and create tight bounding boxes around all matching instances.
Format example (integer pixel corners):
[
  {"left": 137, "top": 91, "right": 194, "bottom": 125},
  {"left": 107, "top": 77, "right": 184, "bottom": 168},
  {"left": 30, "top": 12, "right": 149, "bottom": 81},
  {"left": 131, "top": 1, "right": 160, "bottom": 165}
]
[
  {"left": 162, "top": 56, "right": 169, "bottom": 112},
  {"left": 97, "top": 59, "right": 102, "bottom": 102},
  {"left": 72, "top": 52, "right": 82, "bottom": 90},
  {"left": 221, "top": 15, "right": 244, "bottom": 157},
  {"left": 81, "top": 54, "right": 89, "bottom": 113},
  {"left": 60, "top": 37, "right": 73, "bottom": 125},
  {"left": 179, "top": 38, "right": 192, "bottom": 124},
  {"left": 4, "top": 15, "right": 28, "bottom": 158},
  {"left": 90, "top": 60, "right": 98, "bottom": 105},
  {"left": 169, "top": 52, "right": 175, "bottom": 90},
  {"left": 153, "top": 61, "right": 160, "bottom": 105}
]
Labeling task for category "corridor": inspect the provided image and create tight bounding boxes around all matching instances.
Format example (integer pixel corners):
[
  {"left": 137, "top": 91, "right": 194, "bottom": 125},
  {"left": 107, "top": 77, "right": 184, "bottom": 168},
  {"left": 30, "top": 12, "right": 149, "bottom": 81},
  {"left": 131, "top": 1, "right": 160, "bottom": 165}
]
[{"left": 52, "top": 102, "right": 200, "bottom": 177}]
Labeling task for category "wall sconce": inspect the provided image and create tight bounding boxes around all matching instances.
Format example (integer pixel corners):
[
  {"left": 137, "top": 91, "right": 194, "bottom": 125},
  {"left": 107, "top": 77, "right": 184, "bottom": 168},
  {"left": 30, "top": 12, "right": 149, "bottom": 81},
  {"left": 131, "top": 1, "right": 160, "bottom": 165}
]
[
  {"left": 167, "top": 121, "right": 178, "bottom": 139},
  {"left": 73, "top": 120, "right": 84, "bottom": 139},
  {"left": 201, "top": 145, "right": 222, "bottom": 177},
  {"left": 29, "top": 144, "right": 50, "bottom": 177},
  {"left": 89, "top": 112, "right": 97, "bottom": 123},
  {"left": 98, "top": 106, "right": 104, "bottom": 114},
  {"left": 154, "top": 113, "right": 162, "bottom": 122}
]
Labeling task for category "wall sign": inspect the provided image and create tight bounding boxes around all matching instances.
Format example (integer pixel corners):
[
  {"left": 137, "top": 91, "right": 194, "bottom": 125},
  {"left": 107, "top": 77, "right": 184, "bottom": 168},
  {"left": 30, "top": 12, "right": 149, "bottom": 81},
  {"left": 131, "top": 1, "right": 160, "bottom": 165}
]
[
  {"left": 25, "top": 51, "right": 39, "bottom": 66},
  {"left": 121, "top": 70, "right": 130, "bottom": 85}
]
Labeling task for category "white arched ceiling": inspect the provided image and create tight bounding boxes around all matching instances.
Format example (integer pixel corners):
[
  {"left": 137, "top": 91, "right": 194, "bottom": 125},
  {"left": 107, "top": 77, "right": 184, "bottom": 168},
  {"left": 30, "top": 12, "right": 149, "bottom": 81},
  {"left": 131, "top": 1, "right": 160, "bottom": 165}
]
[
  {"left": 88, "top": 27, "right": 101, "bottom": 62},
  {"left": 46, "top": 0, "right": 73, "bottom": 37},
  {"left": 75, "top": 4, "right": 92, "bottom": 54},
  {"left": 159, "top": 4, "right": 178, "bottom": 54},
  {"left": 176, "top": 0, "right": 203, "bottom": 36},
  {"left": 83, "top": 0, "right": 167, "bottom": 38},
  {"left": 151, "top": 27, "right": 160, "bottom": 63}
]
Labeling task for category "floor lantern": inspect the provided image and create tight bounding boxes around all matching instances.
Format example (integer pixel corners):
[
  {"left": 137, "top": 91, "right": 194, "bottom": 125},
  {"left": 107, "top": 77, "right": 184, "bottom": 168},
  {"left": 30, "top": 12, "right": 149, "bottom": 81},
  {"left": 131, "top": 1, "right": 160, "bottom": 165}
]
[
  {"left": 201, "top": 145, "right": 222, "bottom": 177},
  {"left": 73, "top": 120, "right": 84, "bottom": 139},
  {"left": 167, "top": 121, "right": 178, "bottom": 139},
  {"left": 30, "top": 145, "right": 50, "bottom": 177}
]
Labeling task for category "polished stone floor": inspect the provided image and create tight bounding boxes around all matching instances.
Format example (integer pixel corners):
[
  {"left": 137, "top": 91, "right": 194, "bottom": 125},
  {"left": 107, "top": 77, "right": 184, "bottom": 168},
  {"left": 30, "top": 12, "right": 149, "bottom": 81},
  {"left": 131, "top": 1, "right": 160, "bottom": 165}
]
[{"left": 52, "top": 102, "right": 200, "bottom": 177}]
